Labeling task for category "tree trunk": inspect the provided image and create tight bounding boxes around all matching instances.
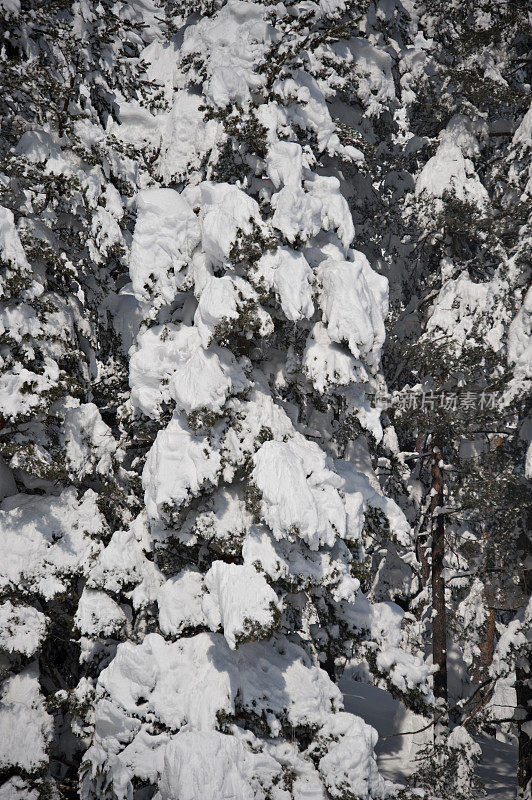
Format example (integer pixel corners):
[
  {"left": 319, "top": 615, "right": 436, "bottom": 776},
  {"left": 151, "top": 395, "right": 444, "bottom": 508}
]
[
  {"left": 415, "top": 434, "right": 431, "bottom": 588},
  {"left": 431, "top": 438, "right": 447, "bottom": 714},
  {"left": 516, "top": 657, "right": 532, "bottom": 800},
  {"left": 517, "top": 519, "right": 532, "bottom": 800},
  {"left": 471, "top": 605, "right": 496, "bottom": 715}
]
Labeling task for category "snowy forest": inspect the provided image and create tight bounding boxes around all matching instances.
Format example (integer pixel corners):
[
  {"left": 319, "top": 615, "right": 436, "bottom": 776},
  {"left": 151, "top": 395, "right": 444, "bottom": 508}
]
[{"left": 0, "top": 1, "right": 530, "bottom": 798}]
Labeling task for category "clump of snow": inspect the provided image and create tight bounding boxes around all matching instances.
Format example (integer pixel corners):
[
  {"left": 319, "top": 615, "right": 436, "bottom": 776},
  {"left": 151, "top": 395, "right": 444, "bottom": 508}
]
[
  {"left": 142, "top": 414, "right": 222, "bottom": 522},
  {"left": 158, "top": 730, "right": 255, "bottom": 800},
  {"left": 0, "top": 206, "right": 43, "bottom": 300},
  {"left": 416, "top": 115, "right": 489, "bottom": 206},
  {"left": 0, "top": 489, "right": 104, "bottom": 599},
  {"left": 303, "top": 322, "right": 369, "bottom": 392},
  {"left": 87, "top": 515, "right": 162, "bottom": 610},
  {"left": 129, "top": 188, "right": 200, "bottom": 307},
  {"left": 59, "top": 401, "right": 117, "bottom": 478},
  {"left": 424, "top": 271, "right": 507, "bottom": 355},
  {"left": 202, "top": 561, "right": 281, "bottom": 648},
  {"left": 311, "top": 712, "right": 387, "bottom": 799},
  {"left": 84, "top": 629, "right": 390, "bottom": 799},
  {"left": 251, "top": 437, "right": 346, "bottom": 550},
  {"left": 252, "top": 248, "right": 314, "bottom": 321},
  {"left": 507, "top": 285, "right": 532, "bottom": 378},
  {"left": 0, "top": 664, "right": 53, "bottom": 774},
  {"left": 317, "top": 252, "right": 388, "bottom": 368},
  {"left": 96, "top": 631, "right": 341, "bottom": 732},
  {"left": 130, "top": 323, "right": 248, "bottom": 418},
  {"left": 181, "top": 181, "right": 263, "bottom": 266},
  {"left": 157, "top": 570, "right": 207, "bottom": 636},
  {"left": 180, "top": 1, "right": 272, "bottom": 109},
  {"left": 0, "top": 359, "right": 60, "bottom": 420},
  {"left": 74, "top": 589, "right": 127, "bottom": 638},
  {"left": 194, "top": 274, "right": 272, "bottom": 345},
  {"left": 0, "top": 600, "right": 48, "bottom": 657}
]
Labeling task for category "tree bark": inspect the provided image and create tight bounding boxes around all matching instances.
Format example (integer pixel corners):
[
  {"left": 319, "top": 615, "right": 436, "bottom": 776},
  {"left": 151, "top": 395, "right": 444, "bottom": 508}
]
[
  {"left": 517, "top": 520, "right": 532, "bottom": 800},
  {"left": 471, "top": 605, "right": 496, "bottom": 716},
  {"left": 431, "top": 438, "right": 447, "bottom": 710}
]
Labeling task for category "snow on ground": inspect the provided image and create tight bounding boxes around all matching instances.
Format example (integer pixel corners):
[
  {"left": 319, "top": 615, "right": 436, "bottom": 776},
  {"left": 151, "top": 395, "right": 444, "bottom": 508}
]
[{"left": 339, "top": 673, "right": 517, "bottom": 799}]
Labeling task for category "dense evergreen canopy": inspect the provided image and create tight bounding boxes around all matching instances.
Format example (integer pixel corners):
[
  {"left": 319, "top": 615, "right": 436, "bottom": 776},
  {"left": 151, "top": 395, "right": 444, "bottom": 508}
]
[{"left": 0, "top": 1, "right": 530, "bottom": 799}]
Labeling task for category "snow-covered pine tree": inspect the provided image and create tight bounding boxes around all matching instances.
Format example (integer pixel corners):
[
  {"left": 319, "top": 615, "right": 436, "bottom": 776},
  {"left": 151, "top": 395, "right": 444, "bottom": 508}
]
[
  {"left": 78, "top": 3, "right": 435, "bottom": 798},
  {"left": 0, "top": 1, "right": 435, "bottom": 799},
  {"left": 1, "top": 0, "right": 529, "bottom": 798},
  {"left": 0, "top": 0, "right": 158, "bottom": 795},
  {"left": 357, "top": 1, "right": 532, "bottom": 795}
]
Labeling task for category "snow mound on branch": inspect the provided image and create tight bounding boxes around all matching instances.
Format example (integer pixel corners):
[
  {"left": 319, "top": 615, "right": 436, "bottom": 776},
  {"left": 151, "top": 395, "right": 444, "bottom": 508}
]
[
  {"left": 158, "top": 730, "right": 254, "bottom": 800},
  {"left": 194, "top": 274, "right": 272, "bottom": 346},
  {"left": 87, "top": 516, "right": 162, "bottom": 609},
  {"left": 271, "top": 185, "right": 322, "bottom": 243},
  {"left": 0, "top": 0, "right": 20, "bottom": 14},
  {"left": 0, "top": 777, "right": 40, "bottom": 800},
  {"left": 317, "top": 252, "right": 388, "bottom": 368},
  {"left": 158, "top": 92, "right": 222, "bottom": 182},
  {"left": 96, "top": 632, "right": 341, "bottom": 732},
  {"left": 202, "top": 561, "right": 281, "bottom": 648},
  {"left": 0, "top": 600, "right": 47, "bottom": 657},
  {"left": 180, "top": 1, "right": 272, "bottom": 109},
  {"left": 130, "top": 323, "right": 248, "bottom": 418},
  {"left": 86, "top": 629, "right": 387, "bottom": 800},
  {"left": 312, "top": 712, "right": 387, "bottom": 799},
  {"left": 60, "top": 401, "right": 117, "bottom": 478},
  {"left": 0, "top": 358, "right": 60, "bottom": 420},
  {"left": 416, "top": 115, "right": 489, "bottom": 206},
  {"left": 74, "top": 589, "right": 127, "bottom": 637},
  {"left": 336, "top": 459, "right": 412, "bottom": 547},
  {"left": 303, "top": 322, "right": 369, "bottom": 392},
  {"left": 265, "top": 140, "right": 304, "bottom": 188},
  {"left": 251, "top": 437, "right": 346, "bottom": 550},
  {"left": 347, "top": 594, "right": 432, "bottom": 698},
  {"left": 253, "top": 247, "right": 314, "bottom": 321},
  {"left": 0, "top": 302, "right": 42, "bottom": 341},
  {"left": 424, "top": 271, "right": 507, "bottom": 354},
  {"left": 129, "top": 188, "right": 200, "bottom": 306},
  {"left": 512, "top": 100, "right": 532, "bottom": 148},
  {"left": 174, "top": 486, "right": 253, "bottom": 553},
  {"left": 0, "top": 664, "right": 53, "bottom": 774},
  {"left": 219, "top": 388, "right": 295, "bottom": 470},
  {"left": 157, "top": 724, "right": 359, "bottom": 800},
  {"left": 508, "top": 285, "right": 532, "bottom": 378},
  {"left": 0, "top": 489, "right": 104, "bottom": 599},
  {"left": 305, "top": 174, "right": 355, "bottom": 249},
  {"left": 157, "top": 570, "right": 207, "bottom": 636},
  {"left": 182, "top": 181, "right": 262, "bottom": 266},
  {"left": 269, "top": 172, "right": 354, "bottom": 248},
  {"left": 0, "top": 206, "right": 42, "bottom": 300},
  {"left": 371, "top": 602, "right": 432, "bottom": 695},
  {"left": 273, "top": 70, "right": 342, "bottom": 155},
  {"left": 331, "top": 38, "right": 396, "bottom": 116},
  {"left": 142, "top": 414, "right": 222, "bottom": 521},
  {"left": 243, "top": 524, "right": 359, "bottom": 602},
  {"left": 108, "top": 91, "right": 223, "bottom": 184}
]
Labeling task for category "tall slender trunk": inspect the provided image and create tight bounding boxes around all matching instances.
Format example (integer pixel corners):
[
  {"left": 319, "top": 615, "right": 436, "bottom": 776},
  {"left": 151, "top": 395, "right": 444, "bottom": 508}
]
[
  {"left": 430, "top": 438, "right": 447, "bottom": 715},
  {"left": 516, "top": 658, "right": 532, "bottom": 800},
  {"left": 471, "top": 603, "right": 496, "bottom": 715},
  {"left": 415, "top": 434, "right": 431, "bottom": 588},
  {"left": 517, "top": 519, "right": 532, "bottom": 799}
]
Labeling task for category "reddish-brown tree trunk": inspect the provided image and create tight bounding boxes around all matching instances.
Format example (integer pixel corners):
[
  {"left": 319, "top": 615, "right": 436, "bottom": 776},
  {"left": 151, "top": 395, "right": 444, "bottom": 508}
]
[
  {"left": 431, "top": 438, "right": 447, "bottom": 709},
  {"left": 517, "top": 519, "right": 532, "bottom": 800}
]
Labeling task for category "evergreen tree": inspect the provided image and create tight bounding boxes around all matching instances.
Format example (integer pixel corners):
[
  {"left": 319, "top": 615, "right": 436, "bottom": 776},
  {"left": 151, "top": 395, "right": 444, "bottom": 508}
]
[{"left": 0, "top": 1, "right": 529, "bottom": 798}]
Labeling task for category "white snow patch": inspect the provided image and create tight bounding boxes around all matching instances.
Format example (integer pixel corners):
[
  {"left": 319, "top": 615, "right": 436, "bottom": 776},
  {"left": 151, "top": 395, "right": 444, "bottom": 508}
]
[
  {"left": 0, "top": 664, "right": 53, "bottom": 774},
  {"left": 202, "top": 561, "right": 281, "bottom": 649},
  {"left": 0, "top": 600, "right": 47, "bottom": 657}
]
